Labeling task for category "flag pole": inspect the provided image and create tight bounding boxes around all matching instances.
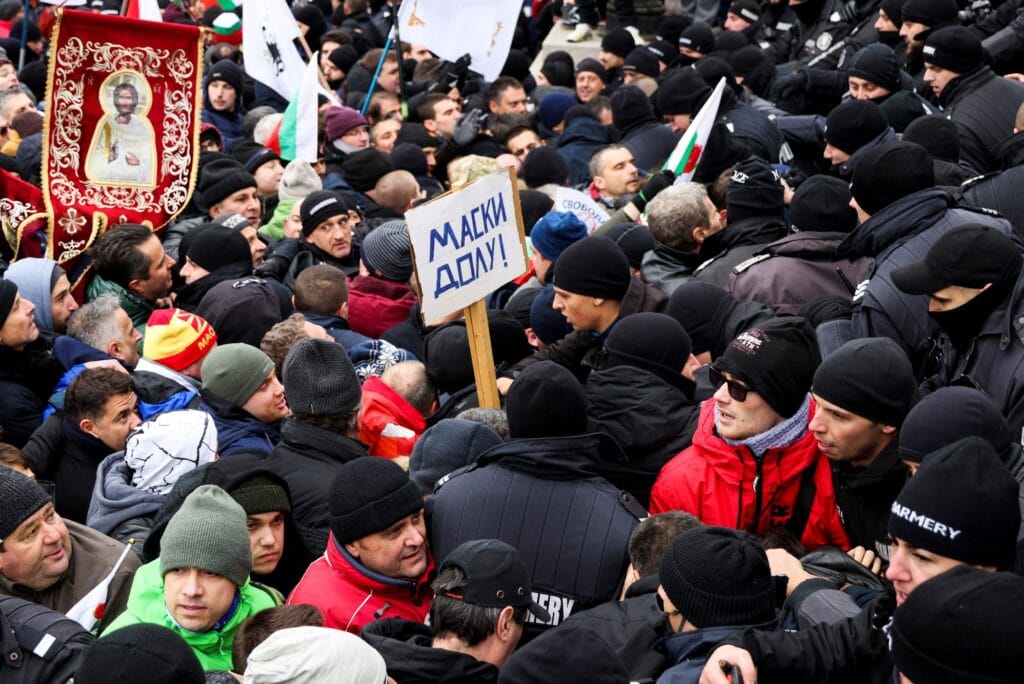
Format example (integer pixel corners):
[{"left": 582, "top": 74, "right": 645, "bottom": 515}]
[
  {"left": 391, "top": 8, "right": 408, "bottom": 118},
  {"left": 360, "top": 27, "right": 396, "bottom": 117},
  {"left": 17, "top": 0, "right": 29, "bottom": 71}
]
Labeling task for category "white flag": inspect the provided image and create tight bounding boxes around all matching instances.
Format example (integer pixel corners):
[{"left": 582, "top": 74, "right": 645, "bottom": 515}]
[
  {"left": 64, "top": 540, "right": 135, "bottom": 634},
  {"left": 397, "top": 0, "right": 521, "bottom": 82},
  {"left": 664, "top": 77, "right": 727, "bottom": 184},
  {"left": 277, "top": 51, "right": 329, "bottom": 163},
  {"left": 242, "top": 0, "right": 307, "bottom": 100}
]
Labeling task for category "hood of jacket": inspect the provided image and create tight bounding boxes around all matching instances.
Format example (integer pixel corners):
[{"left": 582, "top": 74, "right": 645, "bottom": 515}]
[
  {"left": 324, "top": 532, "right": 435, "bottom": 605},
  {"left": 361, "top": 618, "right": 500, "bottom": 683},
  {"left": 660, "top": 621, "right": 777, "bottom": 663},
  {"left": 837, "top": 187, "right": 956, "bottom": 259},
  {"left": 3, "top": 258, "right": 58, "bottom": 332},
  {"left": 700, "top": 216, "right": 789, "bottom": 260},
  {"left": 85, "top": 273, "right": 153, "bottom": 331},
  {"left": 557, "top": 115, "right": 611, "bottom": 149},
  {"left": 87, "top": 451, "right": 165, "bottom": 536}
]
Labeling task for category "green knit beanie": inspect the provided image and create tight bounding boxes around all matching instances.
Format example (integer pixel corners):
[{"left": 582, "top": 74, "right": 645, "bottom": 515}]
[
  {"left": 201, "top": 343, "right": 275, "bottom": 408},
  {"left": 160, "top": 485, "right": 252, "bottom": 587}
]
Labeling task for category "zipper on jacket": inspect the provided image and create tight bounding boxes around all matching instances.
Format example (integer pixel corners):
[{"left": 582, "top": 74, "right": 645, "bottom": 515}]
[
  {"left": 749, "top": 454, "right": 765, "bottom": 532},
  {"left": 735, "top": 450, "right": 745, "bottom": 529}
]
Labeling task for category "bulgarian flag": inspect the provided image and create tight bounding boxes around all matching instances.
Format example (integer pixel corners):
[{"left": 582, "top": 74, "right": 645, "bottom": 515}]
[
  {"left": 64, "top": 540, "right": 135, "bottom": 635},
  {"left": 267, "top": 51, "right": 323, "bottom": 163},
  {"left": 663, "top": 77, "right": 727, "bottom": 183},
  {"left": 124, "top": 0, "right": 162, "bottom": 21}
]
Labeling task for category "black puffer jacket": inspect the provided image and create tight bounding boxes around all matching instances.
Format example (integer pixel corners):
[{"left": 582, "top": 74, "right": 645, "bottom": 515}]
[
  {"left": 0, "top": 596, "right": 91, "bottom": 684},
  {"left": 939, "top": 65, "right": 1024, "bottom": 174},
  {"left": 830, "top": 444, "right": 907, "bottom": 552},
  {"left": 361, "top": 618, "right": 500, "bottom": 683},
  {"left": 0, "top": 340, "right": 61, "bottom": 448},
  {"left": 586, "top": 365, "right": 699, "bottom": 507}
]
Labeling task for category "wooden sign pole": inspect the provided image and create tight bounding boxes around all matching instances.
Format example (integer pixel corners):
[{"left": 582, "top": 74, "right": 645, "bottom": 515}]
[{"left": 463, "top": 298, "right": 500, "bottom": 408}]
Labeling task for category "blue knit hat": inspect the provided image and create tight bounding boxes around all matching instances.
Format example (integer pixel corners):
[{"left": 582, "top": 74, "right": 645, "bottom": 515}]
[{"left": 529, "top": 211, "right": 588, "bottom": 261}]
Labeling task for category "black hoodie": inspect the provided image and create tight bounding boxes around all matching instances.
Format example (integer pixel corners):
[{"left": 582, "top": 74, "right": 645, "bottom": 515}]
[{"left": 361, "top": 618, "right": 500, "bottom": 683}]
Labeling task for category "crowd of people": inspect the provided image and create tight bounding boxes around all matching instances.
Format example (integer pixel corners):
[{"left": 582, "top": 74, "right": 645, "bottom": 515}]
[{"left": 1, "top": 0, "right": 1024, "bottom": 681}]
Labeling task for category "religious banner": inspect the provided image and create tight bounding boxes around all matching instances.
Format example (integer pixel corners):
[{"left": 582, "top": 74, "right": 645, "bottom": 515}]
[
  {"left": 42, "top": 9, "right": 203, "bottom": 274},
  {"left": 0, "top": 170, "right": 48, "bottom": 262}
]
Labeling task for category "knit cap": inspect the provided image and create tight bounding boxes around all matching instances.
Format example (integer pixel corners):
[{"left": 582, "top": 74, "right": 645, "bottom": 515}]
[
  {"left": 657, "top": 14, "right": 690, "bottom": 44},
  {"left": 143, "top": 309, "right": 218, "bottom": 372},
  {"left": 922, "top": 25, "right": 984, "bottom": 74},
  {"left": 888, "top": 436, "right": 1020, "bottom": 569},
  {"left": 520, "top": 146, "right": 568, "bottom": 188},
  {"left": 186, "top": 226, "right": 251, "bottom": 272},
  {"left": 506, "top": 360, "right": 587, "bottom": 439},
  {"left": 229, "top": 474, "right": 291, "bottom": 515},
  {"left": 898, "top": 386, "right": 1012, "bottom": 464},
  {"left": 197, "top": 158, "right": 256, "bottom": 210},
  {"left": 848, "top": 43, "right": 901, "bottom": 92},
  {"left": 824, "top": 99, "right": 889, "bottom": 155},
  {"left": 529, "top": 286, "right": 573, "bottom": 345},
  {"left": 202, "top": 343, "right": 275, "bottom": 408},
  {"left": 324, "top": 105, "right": 369, "bottom": 142},
  {"left": 891, "top": 566, "right": 1024, "bottom": 684},
  {"left": 300, "top": 190, "right": 348, "bottom": 237},
  {"left": 666, "top": 281, "right": 735, "bottom": 356},
  {"left": 230, "top": 141, "right": 280, "bottom": 175},
  {"left": 900, "top": 0, "right": 958, "bottom": 27},
  {"left": 902, "top": 115, "right": 960, "bottom": 163},
  {"left": 605, "top": 312, "right": 692, "bottom": 383},
  {"left": 812, "top": 338, "right": 916, "bottom": 426},
  {"left": 207, "top": 58, "right": 243, "bottom": 94},
  {"left": 328, "top": 45, "right": 360, "bottom": 74},
  {"left": 850, "top": 141, "right": 934, "bottom": 216},
  {"left": 789, "top": 175, "right": 857, "bottom": 232},
  {"left": 728, "top": 0, "right": 761, "bottom": 23},
  {"left": 539, "top": 92, "right": 576, "bottom": 131},
  {"left": 160, "top": 484, "right": 252, "bottom": 586},
  {"left": 725, "top": 157, "right": 784, "bottom": 223},
  {"left": 195, "top": 278, "right": 282, "bottom": 347},
  {"left": 611, "top": 85, "right": 656, "bottom": 133},
  {"left": 552, "top": 236, "right": 631, "bottom": 300},
  {"left": 0, "top": 466, "right": 51, "bottom": 543},
  {"left": 328, "top": 457, "right": 423, "bottom": 545},
  {"left": 603, "top": 222, "right": 655, "bottom": 269},
  {"left": 601, "top": 28, "right": 635, "bottom": 59},
  {"left": 243, "top": 626, "right": 388, "bottom": 684},
  {"left": 622, "top": 48, "right": 660, "bottom": 78},
  {"left": 880, "top": 0, "right": 907, "bottom": 26},
  {"left": 574, "top": 57, "right": 607, "bottom": 83},
  {"left": 74, "top": 624, "right": 205, "bottom": 684},
  {"left": 659, "top": 527, "right": 776, "bottom": 628},
  {"left": 714, "top": 316, "right": 820, "bottom": 418},
  {"left": 126, "top": 410, "right": 219, "bottom": 496},
  {"left": 341, "top": 149, "right": 394, "bottom": 193},
  {"left": 500, "top": 623, "right": 628, "bottom": 684},
  {"left": 409, "top": 418, "right": 504, "bottom": 495},
  {"left": 361, "top": 221, "right": 413, "bottom": 282},
  {"left": 282, "top": 338, "right": 361, "bottom": 416},
  {"left": 679, "top": 22, "right": 715, "bottom": 54},
  {"left": 277, "top": 160, "right": 322, "bottom": 202},
  {"left": 391, "top": 143, "right": 428, "bottom": 176},
  {"left": 530, "top": 211, "right": 588, "bottom": 261}
]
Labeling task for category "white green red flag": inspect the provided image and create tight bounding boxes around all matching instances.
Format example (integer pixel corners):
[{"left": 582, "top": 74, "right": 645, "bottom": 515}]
[
  {"left": 124, "top": 0, "right": 161, "bottom": 21},
  {"left": 267, "top": 51, "right": 323, "bottom": 163},
  {"left": 662, "top": 77, "right": 726, "bottom": 182}
]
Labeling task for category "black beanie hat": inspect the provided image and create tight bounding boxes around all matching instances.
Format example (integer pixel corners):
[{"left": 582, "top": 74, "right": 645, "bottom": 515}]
[
  {"left": 611, "top": 85, "right": 656, "bottom": 132},
  {"left": 659, "top": 527, "right": 776, "bottom": 629},
  {"left": 789, "top": 175, "right": 857, "bottom": 232},
  {"left": 500, "top": 623, "right": 629, "bottom": 684},
  {"left": 328, "top": 457, "right": 423, "bottom": 545},
  {"left": 902, "top": 115, "right": 960, "bottom": 163},
  {"left": 623, "top": 48, "right": 661, "bottom": 78},
  {"left": 824, "top": 99, "right": 889, "bottom": 155},
  {"left": 889, "top": 436, "right": 1020, "bottom": 569},
  {"left": 300, "top": 190, "right": 349, "bottom": 237},
  {"left": 901, "top": 0, "right": 958, "bottom": 27},
  {"left": 0, "top": 278, "right": 17, "bottom": 326},
  {"left": 506, "top": 360, "right": 587, "bottom": 439},
  {"left": 601, "top": 28, "right": 636, "bottom": 58},
  {"left": 923, "top": 26, "right": 984, "bottom": 74},
  {"left": 186, "top": 226, "right": 251, "bottom": 271},
  {"left": 730, "top": 46, "right": 774, "bottom": 96},
  {"left": 395, "top": 122, "right": 439, "bottom": 149},
  {"left": 666, "top": 281, "right": 735, "bottom": 356},
  {"left": 553, "top": 236, "right": 631, "bottom": 301},
  {"left": 521, "top": 146, "right": 569, "bottom": 188},
  {"left": 519, "top": 189, "right": 555, "bottom": 235},
  {"left": 657, "top": 14, "right": 691, "bottom": 45},
  {"left": 341, "top": 148, "right": 394, "bottom": 193},
  {"left": 657, "top": 68, "right": 712, "bottom": 116},
  {"left": 604, "top": 222, "right": 655, "bottom": 269},
  {"left": 715, "top": 316, "right": 821, "bottom": 418},
  {"left": 206, "top": 58, "right": 243, "bottom": 95},
  {"left": 899, "top": 386, "right": 1013, "bottom": 464},
  {"left": 390, "top": 142, "right": 428, "bottom": 176},
  {"left": 694, "top": 122, "right": 750, "bottom": 185},
  {"left": 880, "top": 0, "right": 906, "bottom": 26},
  {"left": 328, "top": 45, "right": 360, "bottom": 74},
  {"left": 728, "top": 0, "right": 762, "bottom": 23},
  {"left": 714, "top": 30, "right": 749, "bottom": 54},
  {"left": 605, "top": 312, "right": 692, "bottom": 384},
  {"left": 529, "top": 286, "right": 574, "bottom": 345},
  {"left": 230, "top": 141, "right": 280, "bottom": 175},
  {"left": 848, "top": 43, "right": 902, "bottom": 92},
  {"left": 575, "top": 57, "right": 608, "bottom": 83},
  {"left": 75, "top": 624, "right": 205, "bottom": 684},
  {"left": 892, "top": 566, "right": 1024, "bottom": 684},
  {"left": 0, "top": 466, "right": 51, "bottom": 543},
  {"left": 679, "top": 22, "right": 715, "bottom": 54},
  {"left": 725, "top": 157, "right": 784, "bottom": 223},
  {"left": 851, "top": 141, "right": 934, "bottom": 216},
  {"left": 197, "top": 158, "right": 257, "bottom": 210},
  {"left": 811, "top": 337, "right": 917, "bottom": 426}
]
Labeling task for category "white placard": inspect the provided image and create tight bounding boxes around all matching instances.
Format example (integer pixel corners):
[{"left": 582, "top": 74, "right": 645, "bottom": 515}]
[
  {"left": 553, "top": 186, "right": 611, "bottom": 234},
  {"left": 407, "top": 169, "right": 527, "bottom": 322}
]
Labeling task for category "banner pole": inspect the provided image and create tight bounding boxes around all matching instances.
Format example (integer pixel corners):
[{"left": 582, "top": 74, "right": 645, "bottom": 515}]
[
  {"left": 464, "top": 298, "right": 500, "bottom": 409},
  {"left": 359, "top": 28, "right": 395, "bottom": 117}
]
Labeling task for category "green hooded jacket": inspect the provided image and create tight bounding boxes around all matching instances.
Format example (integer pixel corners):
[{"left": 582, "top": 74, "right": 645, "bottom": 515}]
[
  {"left": 86, "top": 273, "right": 154, "bottom": 335},
  {"left": 100, "top": 559, "right": 277, "bottom": 671}
]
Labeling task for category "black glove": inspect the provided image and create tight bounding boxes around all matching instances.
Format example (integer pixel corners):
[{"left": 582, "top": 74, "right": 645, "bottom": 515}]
[
  {"left": 453, "top": 107, "right": 486, "bottom": 146},
  {"left": 776, "top": 69, "right": 809, "bottom": 100},
  {"left": 634, "top": 169, "right": 675, "bottom": 211},
  {"left": 428, "top": 53, "right": 472, "bottom": 94}
]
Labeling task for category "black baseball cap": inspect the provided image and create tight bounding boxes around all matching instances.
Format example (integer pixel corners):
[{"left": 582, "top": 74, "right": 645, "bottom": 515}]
[
  {"left": 891, "top": 224, "right": 1019, "bottom": 295},
  {"left": 439, "top": 539, "right": 550, "bottom": 621}
]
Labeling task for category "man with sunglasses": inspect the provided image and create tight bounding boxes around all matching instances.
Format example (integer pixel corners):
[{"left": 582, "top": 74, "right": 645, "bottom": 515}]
[{"left": 650, "top": 317, "right": 849, "bottom": 552}]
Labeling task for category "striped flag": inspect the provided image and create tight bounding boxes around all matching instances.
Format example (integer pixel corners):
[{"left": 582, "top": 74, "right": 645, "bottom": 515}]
[
  {"left": 663, "top": 77, "right": 726, "bottom": 183},
  {"left": 124, "top": 0, "right": 162, "bottom": 21},
  {"left": 268, "top": 52, "right": 324, "bottom": 163}
]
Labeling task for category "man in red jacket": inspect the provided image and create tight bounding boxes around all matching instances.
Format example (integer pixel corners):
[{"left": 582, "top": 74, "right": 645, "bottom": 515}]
[
  {"left": 287, "top": 457, "right": 433, "bottom": 633},
  {"left": 650, "top": 317, "right": 849, "bottom": 551}
]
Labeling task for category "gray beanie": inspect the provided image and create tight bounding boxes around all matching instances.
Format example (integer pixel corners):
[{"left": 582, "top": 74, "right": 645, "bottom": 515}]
[
  {"left": 278, "top": 160, "right": 322, "bottom": 202},
  {"left": 0, "top": 467, "right": 51, "bottom": 543},
  {"left": 202, "top": 343, "right": 276, "bottom": 408},
  {"left": 283, "top": 338, "right": 361, "bottom": 416},
  {"left": 360, "top": 221, "right": 413, "bottom": 283},
  {"left": 409, "top": 419, "right": 504, "bottom": 495},
  {"left": 160, "top": 485, "right": 252, "bottom": 586}
]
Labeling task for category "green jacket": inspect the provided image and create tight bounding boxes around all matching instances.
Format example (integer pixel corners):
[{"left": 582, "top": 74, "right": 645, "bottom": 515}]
[
  {"left": 86, "top": 274, "right": 153, "bottom": 335},
  {"left": 100, "top": 560, "right": 277, "bottom": 671},
  {"left": 258, "top": 198, "right": 296, "bottom": 242}
]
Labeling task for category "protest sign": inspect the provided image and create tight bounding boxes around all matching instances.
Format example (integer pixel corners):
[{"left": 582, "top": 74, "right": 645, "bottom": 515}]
[{"left": 553, "top": 186, "right": 610, "bottom": 234}]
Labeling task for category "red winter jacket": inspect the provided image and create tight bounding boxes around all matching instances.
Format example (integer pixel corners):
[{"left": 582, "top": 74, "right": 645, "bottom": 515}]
[
  {"left": 347, "top": 275, "right": 418, "bottom": 338},
  {"left": 649, "top": 400, "right": 849, "bottom": 552},
  {"left": 287, "top": 532, "right": 434, "bottom": 634},
  {"left": 358, "top": 375, "right": 426, "bottom": 459}
]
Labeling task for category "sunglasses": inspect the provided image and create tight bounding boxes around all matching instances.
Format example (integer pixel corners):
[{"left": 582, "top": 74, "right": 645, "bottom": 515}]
[{"left": 708, "top": 366, "right": 753, "bottom": 402}]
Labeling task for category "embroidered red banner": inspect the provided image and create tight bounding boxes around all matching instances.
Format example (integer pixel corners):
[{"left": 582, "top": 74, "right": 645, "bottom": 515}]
[
  {"left": 42, "top": 9, "right": 203, "bottom": 272},
  {"left": 0, "top": 169, "right": 47, "bottom": 263}
]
